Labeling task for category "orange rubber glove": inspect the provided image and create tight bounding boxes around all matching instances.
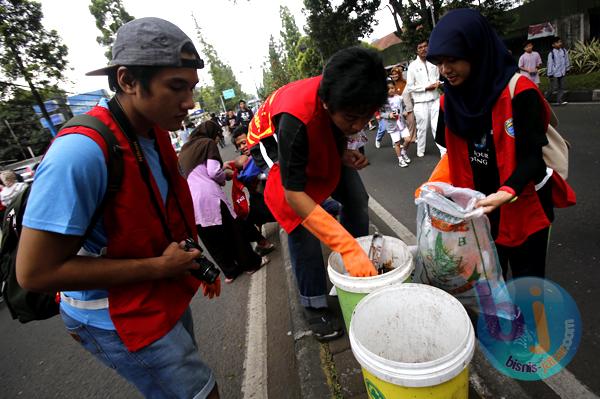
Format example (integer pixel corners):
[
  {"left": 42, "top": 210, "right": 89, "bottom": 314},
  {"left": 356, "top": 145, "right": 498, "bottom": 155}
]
[
  {"left": 201, "top": 277, "right": 221, "bottom": 299},
  {"left": 301, "top": 205, "right": 377, "bottom": 277}
]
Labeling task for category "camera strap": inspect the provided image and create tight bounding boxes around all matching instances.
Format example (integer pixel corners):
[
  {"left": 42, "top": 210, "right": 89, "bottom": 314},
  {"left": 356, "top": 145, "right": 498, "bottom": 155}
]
[{"left": 107, "top": 97, "right": 180, "bottom": 242}]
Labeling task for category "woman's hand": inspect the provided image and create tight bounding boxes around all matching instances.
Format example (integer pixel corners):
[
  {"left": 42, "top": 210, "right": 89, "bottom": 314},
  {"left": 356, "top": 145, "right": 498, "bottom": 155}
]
[{"left": 475, "top": 190, "right": 515, "bottom": 214}]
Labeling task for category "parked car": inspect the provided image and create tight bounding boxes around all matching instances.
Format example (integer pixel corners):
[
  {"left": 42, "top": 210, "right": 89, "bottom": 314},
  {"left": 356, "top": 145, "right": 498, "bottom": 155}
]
[{"left": 1, "top": 156, "right": 42, "bottom": 183}]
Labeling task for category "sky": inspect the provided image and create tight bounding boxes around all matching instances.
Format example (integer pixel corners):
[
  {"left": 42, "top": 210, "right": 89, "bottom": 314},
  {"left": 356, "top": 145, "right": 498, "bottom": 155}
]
[{"left": 39, "top": 0, "right": 398, "bottom": 98}]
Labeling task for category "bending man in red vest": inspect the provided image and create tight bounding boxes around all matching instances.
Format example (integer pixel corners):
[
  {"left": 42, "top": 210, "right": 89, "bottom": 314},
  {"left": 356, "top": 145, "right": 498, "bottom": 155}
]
[
  {"left": 16, "top": 18, "right": 220, "bottom": 398},
  {"left": 247, "top": 47, "right": 388, "bottom": 341}
]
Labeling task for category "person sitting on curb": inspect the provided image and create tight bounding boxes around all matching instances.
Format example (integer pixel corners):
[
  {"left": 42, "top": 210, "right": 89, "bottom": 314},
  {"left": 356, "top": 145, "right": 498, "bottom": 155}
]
[{"left": 247, "top": 47, "right": 387, "bottom": 341}]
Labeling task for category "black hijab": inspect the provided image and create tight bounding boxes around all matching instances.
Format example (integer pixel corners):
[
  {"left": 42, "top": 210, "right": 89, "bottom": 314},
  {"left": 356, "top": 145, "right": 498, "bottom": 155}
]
[
  {"left": 179, "top": 120, "right": 223, "bottom": 177},
  {"left": 427, "top": 9, "right": 518, "bottom": 140}
]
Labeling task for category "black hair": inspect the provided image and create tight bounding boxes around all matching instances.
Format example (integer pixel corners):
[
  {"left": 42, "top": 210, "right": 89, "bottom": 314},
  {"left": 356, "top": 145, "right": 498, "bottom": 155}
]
[
  {"left": 552, "top": 36, "right": 562, "bottom": 44},
  {"left": 107, "top": 42, "right": 198, "bottom": 93},
  {"left": 416, "top": 39, "right": 429, "bottom": 48},
  {"left": 231, "top": 124, "right": 248, "bottom": 146},
  {"left": 239, "top": 100, "right": 246, "bottom": 104},
  {"left": 523, "top": 40, "right": 533, "bottom": 47},
  {"left": 107, "top": 66, "right": 161, "bottom": 94},
  {"left": 317, "top": 46, "right": 387, "bottom": 114}
]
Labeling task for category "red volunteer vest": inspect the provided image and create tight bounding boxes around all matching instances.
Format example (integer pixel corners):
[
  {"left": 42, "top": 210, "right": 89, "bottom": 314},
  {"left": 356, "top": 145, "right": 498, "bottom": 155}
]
[
  {"left": 57, "top": 106, "right": 200, "bottom": 352},
  {"left": 247, "top": 76, "right": 341, "bottom": 233},
  {"left": 443, "top": 76, "right": 566, "bottom": 247}
]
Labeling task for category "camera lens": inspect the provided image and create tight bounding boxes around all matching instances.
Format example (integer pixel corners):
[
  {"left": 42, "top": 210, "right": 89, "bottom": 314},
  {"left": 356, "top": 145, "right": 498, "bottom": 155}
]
[{"left": 190, "top": 257, "right": 220, "bottom": 284}]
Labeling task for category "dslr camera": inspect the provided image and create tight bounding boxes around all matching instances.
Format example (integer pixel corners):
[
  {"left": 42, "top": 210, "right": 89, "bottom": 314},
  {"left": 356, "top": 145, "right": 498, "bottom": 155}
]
[{"left": 183, "top": 238, "right": 220, "bottom": 284}]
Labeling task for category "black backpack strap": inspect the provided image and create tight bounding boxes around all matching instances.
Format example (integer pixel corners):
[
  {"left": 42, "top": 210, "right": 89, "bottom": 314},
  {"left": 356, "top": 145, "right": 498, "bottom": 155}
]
[{"left": 59, "top": 114, "right": 123, "bottom": 238}]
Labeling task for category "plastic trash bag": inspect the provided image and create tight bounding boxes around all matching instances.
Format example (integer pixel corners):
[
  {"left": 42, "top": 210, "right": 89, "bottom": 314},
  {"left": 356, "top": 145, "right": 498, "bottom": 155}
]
[{"left": 413, "top": 182, "right": 513, "bottom": 316}]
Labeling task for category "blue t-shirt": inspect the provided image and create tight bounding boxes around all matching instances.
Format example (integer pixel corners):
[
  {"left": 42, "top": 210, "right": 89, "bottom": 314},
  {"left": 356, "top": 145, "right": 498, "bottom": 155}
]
[{"left": 23, "top": 116, "right": 168, "bottom": 330}]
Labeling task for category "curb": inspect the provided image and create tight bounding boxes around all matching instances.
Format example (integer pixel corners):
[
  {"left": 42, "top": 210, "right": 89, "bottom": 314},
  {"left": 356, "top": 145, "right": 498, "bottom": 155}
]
[{"left": 279, "top": 228, "right": 332, "bottom": 399}]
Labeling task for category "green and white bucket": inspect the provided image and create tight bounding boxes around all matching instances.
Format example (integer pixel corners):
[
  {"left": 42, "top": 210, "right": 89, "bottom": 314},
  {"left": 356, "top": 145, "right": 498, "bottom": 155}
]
[
  {"left": 327, "top": 235, "right": 413, "bottom": 330},
  {"left": 349, "top": 284, "right": 475, "bottom": 399}
]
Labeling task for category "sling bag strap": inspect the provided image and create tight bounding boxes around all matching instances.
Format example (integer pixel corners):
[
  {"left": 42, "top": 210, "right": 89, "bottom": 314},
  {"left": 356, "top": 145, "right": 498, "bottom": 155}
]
[{"left": 60, "top": 114, "right": 124, "bottom": 238}]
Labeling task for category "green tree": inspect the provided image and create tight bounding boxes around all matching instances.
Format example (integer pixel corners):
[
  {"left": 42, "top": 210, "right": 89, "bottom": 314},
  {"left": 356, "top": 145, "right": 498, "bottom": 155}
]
[
  {"left": 192, "top": 15, "right": 249, "bottom": 112},
  {"left": 89, "top": 0, "right": 134, "bottom": 60},
  {"left": 295, "top": 36, "right": 323, "bottom": 79},
  {"left": 304, "top": 0, "right": 381, "bottom": 61},
  {"left": 0, "top": 0, "right": 70, "bottom": 140},
  {"left": 0, "top": 86, "right": 67, "bottom": 161},
  {"left": 388, "top": 0, "right": 516, "bottom": 54},
  {"left": 279, "top": 5, "right": 302, "bottom": 81},
  {"left": 262, "top": 35, "right": 290, "bottom": 97}
]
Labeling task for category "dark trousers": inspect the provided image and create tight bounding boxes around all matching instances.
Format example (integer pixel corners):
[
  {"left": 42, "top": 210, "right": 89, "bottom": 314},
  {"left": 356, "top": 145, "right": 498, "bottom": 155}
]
[
  {"left": 287, "top": 166, "right": 370, "bottom": 308},
  {"left": 546, "top": 76, "right": 565, "bottom": 104},
  {"left": 197, "top": 201, "right": 261, "bottom": 279},
  {"left": 497, "top": 227, "right": 550, "bottom": 280}
]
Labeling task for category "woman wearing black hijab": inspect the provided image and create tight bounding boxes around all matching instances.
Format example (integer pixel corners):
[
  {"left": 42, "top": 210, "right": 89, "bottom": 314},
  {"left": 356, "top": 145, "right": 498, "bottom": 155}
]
[
  {"left": 179, "top": 120, "right": 268, "bottom": 283},
  {"left": 425, "top": 9, "right": 575, "bottom": 279}
]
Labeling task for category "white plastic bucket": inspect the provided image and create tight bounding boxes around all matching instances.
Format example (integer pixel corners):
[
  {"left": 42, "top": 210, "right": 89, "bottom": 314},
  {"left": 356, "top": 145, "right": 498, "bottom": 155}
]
[
  {"left": 327, "top": 235, "right": 413, "bottom": 329},
  {"left": 349, "top": 284, "right": 475, "bottom": 398}
]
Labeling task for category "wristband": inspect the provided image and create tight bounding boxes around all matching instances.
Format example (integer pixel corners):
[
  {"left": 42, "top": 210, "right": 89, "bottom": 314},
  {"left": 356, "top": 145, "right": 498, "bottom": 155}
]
[
  {"left": 498, "top": 186, "right": 518, "bottom": 203},
  {"left": 498, "top": 185, "right": 516, "bottom": 196}
]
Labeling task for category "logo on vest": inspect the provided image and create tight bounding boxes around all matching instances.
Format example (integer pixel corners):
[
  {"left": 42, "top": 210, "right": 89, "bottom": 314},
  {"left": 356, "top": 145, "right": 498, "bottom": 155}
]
[{"left": 504, "top": 118, "right": 515, "bottom": 138}]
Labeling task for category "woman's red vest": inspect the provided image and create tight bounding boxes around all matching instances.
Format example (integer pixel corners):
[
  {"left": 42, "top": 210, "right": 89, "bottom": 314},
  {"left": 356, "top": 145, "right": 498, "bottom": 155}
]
[
  {"left": 247, "top": 76, "right": 341, "bottom": 233},
  {"left": 57, "top": 105, "right": 200, "bottom": 352},
  {"left": 443, "top": 76, "right": 572, "bottom": 247}
]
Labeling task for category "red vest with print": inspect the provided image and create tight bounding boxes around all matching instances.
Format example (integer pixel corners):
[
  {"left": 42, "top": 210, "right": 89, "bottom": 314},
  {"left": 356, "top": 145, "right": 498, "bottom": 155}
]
[
  {"left": 443, "top": 76, "right": 564, "bottom": 247},
  {"left": 247, "top": 76, "right": 341, "bottom": 233},
  {"left": 57, "top": 106, "right": 200, "bottom": 352}
]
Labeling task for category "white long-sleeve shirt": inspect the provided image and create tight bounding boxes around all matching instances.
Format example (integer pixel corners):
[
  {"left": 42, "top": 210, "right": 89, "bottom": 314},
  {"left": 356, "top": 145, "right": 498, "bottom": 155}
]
[{"left": 406, "top": 56, "right": 440, "bottom": 103}]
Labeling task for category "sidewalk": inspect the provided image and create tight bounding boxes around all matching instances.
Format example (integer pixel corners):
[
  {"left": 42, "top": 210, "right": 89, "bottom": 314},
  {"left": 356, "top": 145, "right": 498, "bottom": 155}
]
[{"left": 275, "top": 215, "right": 539, "bottom": 399}]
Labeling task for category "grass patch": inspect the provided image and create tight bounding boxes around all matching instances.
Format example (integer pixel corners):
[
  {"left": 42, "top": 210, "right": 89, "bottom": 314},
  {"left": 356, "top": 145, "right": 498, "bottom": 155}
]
[
  {"left": 539, "top": 71, "right": 600, "bottom": 92},
  {"left": 320, "top": 344, "right": 343, "bottom": 399}
]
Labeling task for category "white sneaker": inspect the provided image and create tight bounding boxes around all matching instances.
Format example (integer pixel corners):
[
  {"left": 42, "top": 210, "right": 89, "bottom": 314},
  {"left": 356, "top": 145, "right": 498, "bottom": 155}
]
[
  {"left": 417, "top": 152, "right": 425, "bottom": 158},
  {"left": 398, "top": 158, "right": 408, "bottom": 167},
  {"left": 375, "top": 140, "right": 381, "bottom": 149},
  {"left": 402, "top": 153, "right": 411, "bottom": 164}
]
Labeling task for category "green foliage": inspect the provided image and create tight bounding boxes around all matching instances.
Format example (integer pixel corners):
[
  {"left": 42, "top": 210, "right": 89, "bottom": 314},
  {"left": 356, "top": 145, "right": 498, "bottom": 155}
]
[
  {"left": 89, "top": 0, "right": 134, "bottom": 60},
  {"left": 538, "top": 70, "right": 600, "bottom": 92},
  {"left": 0, "top": 0, "right": 69, "bottom": 92},
  {"left": 280, "top": 5, "right": 302, "bottom": 81},
  {"left": 569, "top": 39, "right": 600, "bottom": 74},
  {"left": 0, "top": 87, "right": 66, "bottom": 162},
  {"left": 388, "top": 0, "right": 515, "bottom": 58},
  {"left": 0, "top": 0, "right": 70, "bottom": 162},
  {"left": 304, "top": 0, "right": 381, "bottom": 61},
  {"left": 192, "top": 16, "right": 249, "bottom": 112},
  {"left": 261, "top": 36, "right": 290, "bottom": 98},
  {"left": 295, "top": 36, "right": 324, "bottom": 79}
]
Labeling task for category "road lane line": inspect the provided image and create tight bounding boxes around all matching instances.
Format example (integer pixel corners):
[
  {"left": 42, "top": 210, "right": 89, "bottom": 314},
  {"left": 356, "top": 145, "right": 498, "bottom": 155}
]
[
  {"left": 241, "top": 267, "right": 268, "bottom": 399},
  {"left": 544, "top": 368, "right": 599, "bottom": 399},
  {"left": 367, "top": 194, "right": 598, "bottom": 399},
  {"left": 368, "top": 196, "right": 417, "bottom": 244}
]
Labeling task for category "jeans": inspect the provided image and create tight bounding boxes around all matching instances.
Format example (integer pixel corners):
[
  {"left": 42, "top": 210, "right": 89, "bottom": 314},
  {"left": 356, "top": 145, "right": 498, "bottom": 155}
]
[
  {"left": 376, "top": 120, "right": 386, "bottom": 142},
  {"left": 547, "top": 76, "right": 565, "bottom": 104},
  {"left": 287, "top": 166, "right": 369, "bottom": 308},
  {"left": 61, "top": 308, "right": 215, "bottom": 399}
]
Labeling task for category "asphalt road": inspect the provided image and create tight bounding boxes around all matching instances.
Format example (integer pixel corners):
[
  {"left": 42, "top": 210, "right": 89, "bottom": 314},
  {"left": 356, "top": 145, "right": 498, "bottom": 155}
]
[
  {"left": 1, "top": 104, "right": 598, "bottom": 398},
  {"left": 358, "top": 103, "right": 600, "bottom": 397}
]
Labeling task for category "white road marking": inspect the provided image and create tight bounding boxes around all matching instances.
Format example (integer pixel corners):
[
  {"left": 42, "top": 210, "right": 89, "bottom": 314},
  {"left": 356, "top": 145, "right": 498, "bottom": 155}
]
[
  {"left": 241, "top": 267, "right": 268, "bottom": 399},
  {"left": 544, "top": 368, "right": 599, "bottom": 399},
  {"left": 368, "top": 196, "right": 417, "bottom": 244},
  {"left": 368, "top": 194, "right": 599, "bottom": 399}
]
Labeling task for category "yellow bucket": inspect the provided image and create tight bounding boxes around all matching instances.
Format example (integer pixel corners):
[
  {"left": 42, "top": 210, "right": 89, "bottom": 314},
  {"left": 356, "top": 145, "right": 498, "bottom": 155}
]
[{"left": 349, "top": 284, "right": 475, "bottom": 399}]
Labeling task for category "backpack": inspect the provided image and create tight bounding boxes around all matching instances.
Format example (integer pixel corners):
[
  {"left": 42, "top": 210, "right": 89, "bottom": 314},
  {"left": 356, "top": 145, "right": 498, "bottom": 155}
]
[
  {"left": 508, "top": 73, "right": 570, "bottom": 180},
  {"left": 0, "top": 114, "right": 123, "bottom": 323}
]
